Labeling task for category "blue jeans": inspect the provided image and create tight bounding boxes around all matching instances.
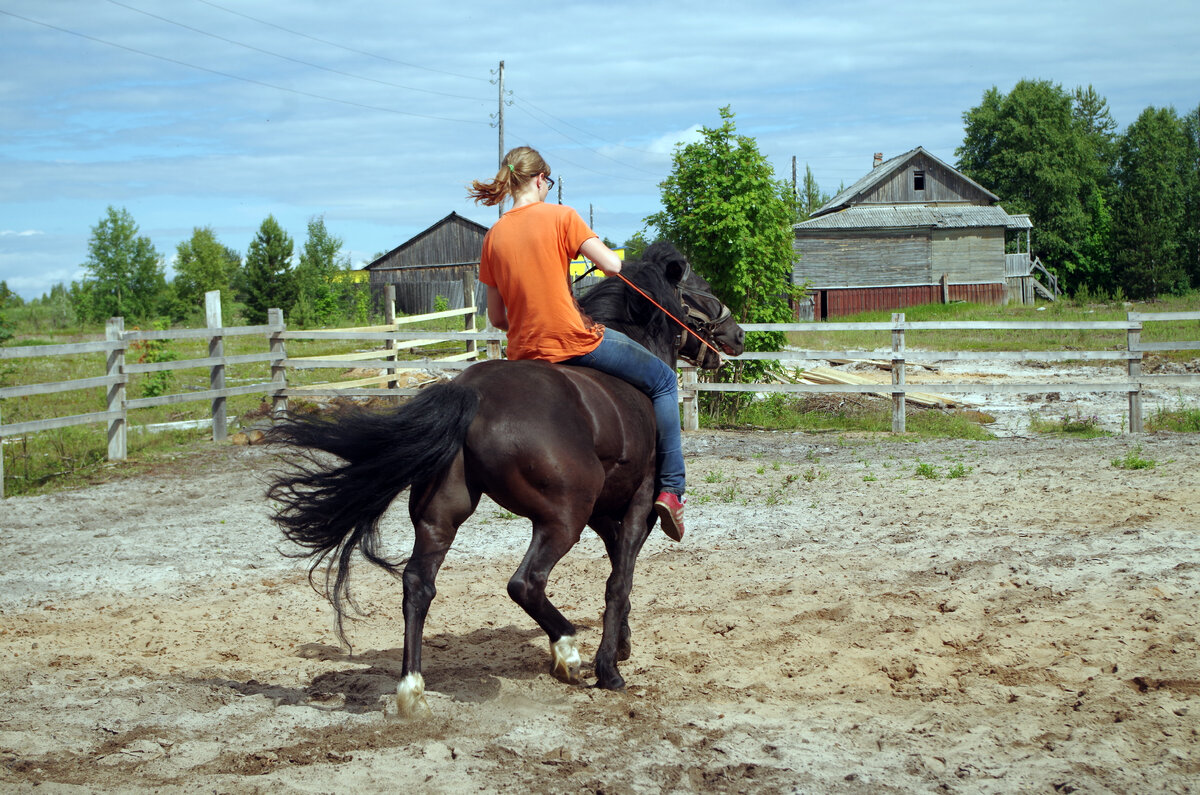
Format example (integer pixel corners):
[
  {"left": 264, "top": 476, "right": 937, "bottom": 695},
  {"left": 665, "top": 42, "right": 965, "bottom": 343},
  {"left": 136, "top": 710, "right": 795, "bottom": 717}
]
[{"left": 564, "top": 329, "right": 685, "bottom": 495}]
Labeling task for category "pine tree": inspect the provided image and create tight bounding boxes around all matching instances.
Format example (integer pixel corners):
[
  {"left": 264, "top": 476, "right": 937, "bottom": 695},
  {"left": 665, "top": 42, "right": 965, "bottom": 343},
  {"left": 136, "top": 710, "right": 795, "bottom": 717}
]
[{"left": 242, "top": 215, "right": 295, "bottom": 322}]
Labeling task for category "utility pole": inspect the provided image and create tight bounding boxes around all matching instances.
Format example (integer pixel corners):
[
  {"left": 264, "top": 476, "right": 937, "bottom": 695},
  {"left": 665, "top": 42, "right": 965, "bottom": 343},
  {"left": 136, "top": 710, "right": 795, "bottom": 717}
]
[{"left": 496, "top": 60, "right": 505, "bottom": 218}]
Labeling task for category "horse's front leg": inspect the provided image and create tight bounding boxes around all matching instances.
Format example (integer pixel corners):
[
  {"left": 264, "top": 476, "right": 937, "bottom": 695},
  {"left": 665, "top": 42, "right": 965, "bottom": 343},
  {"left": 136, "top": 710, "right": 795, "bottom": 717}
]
[{"left": 593, "top": 483, "right": 656, "bottom": 690}]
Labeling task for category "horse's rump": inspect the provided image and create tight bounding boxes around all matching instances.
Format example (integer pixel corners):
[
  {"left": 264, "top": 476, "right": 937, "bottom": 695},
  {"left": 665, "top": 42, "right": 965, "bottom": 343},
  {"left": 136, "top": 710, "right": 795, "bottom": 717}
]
[{"left": 455, "top": 359, "right": 657, "bottom": 519}]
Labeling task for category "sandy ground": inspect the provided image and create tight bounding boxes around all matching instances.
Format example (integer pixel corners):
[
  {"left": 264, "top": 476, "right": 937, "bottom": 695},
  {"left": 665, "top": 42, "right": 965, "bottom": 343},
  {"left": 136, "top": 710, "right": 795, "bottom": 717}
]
[{"left": 2, "top": 415, "right": 1199, "bottom": 792}]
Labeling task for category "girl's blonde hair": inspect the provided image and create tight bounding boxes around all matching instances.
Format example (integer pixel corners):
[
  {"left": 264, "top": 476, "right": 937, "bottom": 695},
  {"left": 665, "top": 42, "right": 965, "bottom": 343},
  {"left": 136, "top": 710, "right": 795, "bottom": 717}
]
[{"left": 467, "top": 146, "right": 551, "bottom": 206}]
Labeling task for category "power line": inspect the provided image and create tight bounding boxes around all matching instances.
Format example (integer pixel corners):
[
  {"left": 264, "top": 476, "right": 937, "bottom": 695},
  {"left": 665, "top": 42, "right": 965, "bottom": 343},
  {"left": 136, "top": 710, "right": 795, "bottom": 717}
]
[
  {"left": 509, "top": 99, "right": 658, "bottom": 180},
  {"left": 190, "top": 0, "right": 488, "bottom": 83},
  {"left": 106, "top": 0, "right": 489, "bottom": 103},
  {"left": 0, "top": 8, "right": 488, "bottom": 125},
  {"left": 513, "top": 94, "right": 663, "bottom": 158}
]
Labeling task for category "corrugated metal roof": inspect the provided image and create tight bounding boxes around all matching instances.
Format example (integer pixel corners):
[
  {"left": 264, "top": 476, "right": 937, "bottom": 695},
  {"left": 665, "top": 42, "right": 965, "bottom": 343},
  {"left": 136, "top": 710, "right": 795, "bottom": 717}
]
[{"left": 795, "top": 204, "right": 1031, "bottom": 231}]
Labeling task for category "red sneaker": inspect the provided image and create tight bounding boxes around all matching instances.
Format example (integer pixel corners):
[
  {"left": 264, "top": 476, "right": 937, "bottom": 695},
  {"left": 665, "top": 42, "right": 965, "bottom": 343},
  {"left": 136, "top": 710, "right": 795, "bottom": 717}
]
[{"left": 654, "top": 491, "right": 686, "bottom": 542}]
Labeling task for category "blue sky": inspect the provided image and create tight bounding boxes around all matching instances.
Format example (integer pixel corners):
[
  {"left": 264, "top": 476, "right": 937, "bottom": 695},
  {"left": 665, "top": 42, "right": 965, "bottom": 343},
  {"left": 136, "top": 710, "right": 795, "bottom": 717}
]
[{"left": 1, "top": 0, "right": 1197, "bottom": 301}]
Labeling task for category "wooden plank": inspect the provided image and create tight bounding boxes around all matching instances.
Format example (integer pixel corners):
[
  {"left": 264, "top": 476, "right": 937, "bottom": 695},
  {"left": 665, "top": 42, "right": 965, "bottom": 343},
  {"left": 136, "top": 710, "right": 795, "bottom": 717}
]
[
  {"left": 125, "top": 351, "right": 282, "bottom": 374},
  {"left": 734, "top": 350, "right": 1132, "bottom": 362},
  {"left": 1131, "top": 340, "right": 1200, "bottom": 352},
  {"left": 0, "top": 374, "right": 125, "bottom": 400},
  {"left": 125, "top": 323, "right": 281, "bottom": 341},
  {"left": 124, "top": 382, "right": 275, "bottom": 410},
  {"left": 393, "top": 306, "right": 476, "bottom": 324},
  {"left": 280, "top": 330, "right": 500, "bottom": 342},
  {"left": 692, "top": 382, "right": 1141, "bottom": 395},
  {"left": 0, "top": 340, "right": 118, "bottom": 359},
  {"left": 290, "top": 349, "right": 394, "bottom": 362},
  {"left": 1, "top": 409, "right": 126, "bottom": 436},
  {"left": 1127, "top": 311, "right": 1200, "bottom": 322},
  {"left": 1138, "top": 374, "right": 1200, "bottom": 386},
  {"left": 281, "top": 387, "right": 424, "bottom": 398},
  {"left": 741, "top": 321, "right": 1134, "bottom": 332}
]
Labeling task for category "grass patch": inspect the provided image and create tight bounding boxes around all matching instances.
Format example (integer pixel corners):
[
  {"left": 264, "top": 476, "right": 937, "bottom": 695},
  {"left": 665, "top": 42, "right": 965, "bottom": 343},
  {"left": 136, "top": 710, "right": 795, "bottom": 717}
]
[
  {"left": 1028, "top": 409, "right": 1112, "bottom": 438},
  {"left": 2, "top": 423, "right": 212, "bottom": 496},
  {"left": 1147, "top": 392, "right": 1200, "bottom": 433},
  {"left": 1111, "top": 444, "right": 1157, "bottom": 470},
  {"left": 703, "top": 393, "right": 993, "bottom": 440}
]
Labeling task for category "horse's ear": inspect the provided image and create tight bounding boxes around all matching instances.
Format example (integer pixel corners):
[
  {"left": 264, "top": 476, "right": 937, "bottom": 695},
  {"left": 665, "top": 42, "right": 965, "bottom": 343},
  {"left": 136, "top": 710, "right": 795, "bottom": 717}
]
[{"left": 647, "top": 241, "right": 689, "bottom": 285}]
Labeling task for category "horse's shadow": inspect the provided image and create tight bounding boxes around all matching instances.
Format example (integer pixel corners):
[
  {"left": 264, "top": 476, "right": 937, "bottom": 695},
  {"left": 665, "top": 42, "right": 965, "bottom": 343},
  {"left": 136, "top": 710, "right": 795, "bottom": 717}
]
[{"left": 203, "top": 622, "right": 595, "bottom": 713}]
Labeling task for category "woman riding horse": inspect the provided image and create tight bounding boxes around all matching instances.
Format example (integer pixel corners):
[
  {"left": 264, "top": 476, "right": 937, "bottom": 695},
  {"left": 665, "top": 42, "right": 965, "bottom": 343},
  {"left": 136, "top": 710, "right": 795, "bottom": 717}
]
[
  {"left": 266, "top": 156, "right": 743, "bottom": 715},
  {"left": 468, "top": 146, "right": 689, "bottom": 541}
]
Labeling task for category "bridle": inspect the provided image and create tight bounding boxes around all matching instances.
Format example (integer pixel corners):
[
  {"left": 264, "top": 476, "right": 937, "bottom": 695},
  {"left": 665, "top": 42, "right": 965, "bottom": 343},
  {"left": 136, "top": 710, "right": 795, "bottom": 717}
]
[{"left": 574, "top": 259, "right": 733, "bottom": 366}]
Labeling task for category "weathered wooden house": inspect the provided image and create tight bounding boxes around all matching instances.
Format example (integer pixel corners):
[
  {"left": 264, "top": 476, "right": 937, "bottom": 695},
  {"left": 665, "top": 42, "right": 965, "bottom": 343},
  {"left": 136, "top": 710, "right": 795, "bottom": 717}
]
[
  {"left": 792, "top": 147, "right": 1039, "bottom": 319},
  {"left": 364, "top": 212, "right": 489, "bottom": 314}
]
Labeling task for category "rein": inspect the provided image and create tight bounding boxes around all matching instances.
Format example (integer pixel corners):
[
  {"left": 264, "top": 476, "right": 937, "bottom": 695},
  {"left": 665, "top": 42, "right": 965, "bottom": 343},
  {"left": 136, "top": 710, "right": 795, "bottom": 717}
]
[{"left": 613, "top": 272, "right": 724, "bottom": 359}]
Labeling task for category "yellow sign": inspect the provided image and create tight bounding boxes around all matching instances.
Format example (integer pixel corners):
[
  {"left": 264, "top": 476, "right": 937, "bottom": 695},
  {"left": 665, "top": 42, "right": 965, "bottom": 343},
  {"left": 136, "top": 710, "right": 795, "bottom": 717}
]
[{"left": 568, "top": 248, "right": 624, "bottom": 278}]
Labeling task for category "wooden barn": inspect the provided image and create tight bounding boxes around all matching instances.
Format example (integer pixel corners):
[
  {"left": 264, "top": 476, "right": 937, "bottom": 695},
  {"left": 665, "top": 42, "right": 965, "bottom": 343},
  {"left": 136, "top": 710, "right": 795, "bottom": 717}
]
[
  {"left": 792, "top": 147, "right": 1037, "bottom": 319},
  {"left": 364, "top": 212, "right": 489, "bottom": 314}
]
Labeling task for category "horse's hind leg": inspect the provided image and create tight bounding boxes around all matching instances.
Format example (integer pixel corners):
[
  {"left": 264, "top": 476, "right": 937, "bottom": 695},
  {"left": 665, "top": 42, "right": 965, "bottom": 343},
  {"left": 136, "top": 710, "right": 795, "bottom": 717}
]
[{"left": 397, "top": 451, "right": 479, "bottom": 716}]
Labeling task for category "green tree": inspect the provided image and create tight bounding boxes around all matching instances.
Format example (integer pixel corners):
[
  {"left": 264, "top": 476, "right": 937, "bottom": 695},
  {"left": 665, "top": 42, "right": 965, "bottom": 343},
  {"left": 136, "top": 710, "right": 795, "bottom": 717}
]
[
  {"left": 169, "top": 226, "right": 241, "bottom": 320},
  {"left": 1110, "top": 106, "right": 1190, "bottom": 299},
  {"left": 292, "top": 215, "right": 348, "bottom": 327},
  {"left": 242, "top": 215, "right": 296, "bottom": 322},
  {"left": 1072, "top": 84, "right": 1119, "bottom": 185},
  {"left": 1182, "top": 104, "right": 1200, "bottom": 288},
  {"left": 75, "top": 206, "right": 165, "bottom": 322},
  {"left": 647, "top": 106, "right": 797, "bottom": 328},
  {"left": 796, "top": 163, "right": 830, "bottom": 222},
  {"left": 621, "top": 231, "right": 651, "bottom": 262},
  {"left": 956, "top": 81, "right": 1102, "bottom": 284}
]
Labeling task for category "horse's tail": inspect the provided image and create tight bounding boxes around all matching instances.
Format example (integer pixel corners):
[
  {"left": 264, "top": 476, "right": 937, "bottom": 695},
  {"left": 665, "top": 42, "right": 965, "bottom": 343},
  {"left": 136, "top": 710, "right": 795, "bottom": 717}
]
[{"left": 265, "top": 383, "right": 480, "bottom": 644}]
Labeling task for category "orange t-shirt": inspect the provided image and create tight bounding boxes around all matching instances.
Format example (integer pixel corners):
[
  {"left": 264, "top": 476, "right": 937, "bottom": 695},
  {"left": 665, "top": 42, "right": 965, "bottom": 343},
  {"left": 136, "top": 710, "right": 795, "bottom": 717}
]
[{"left": 479, "top": 202, "right": 603, "bottom": 362}]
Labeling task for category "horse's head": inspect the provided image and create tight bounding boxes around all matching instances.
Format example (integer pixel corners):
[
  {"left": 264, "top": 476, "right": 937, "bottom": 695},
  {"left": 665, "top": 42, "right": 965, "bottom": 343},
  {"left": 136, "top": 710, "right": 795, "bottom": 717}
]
[{"left": 644, "top": 241, "right": 746, "bottom": 370}]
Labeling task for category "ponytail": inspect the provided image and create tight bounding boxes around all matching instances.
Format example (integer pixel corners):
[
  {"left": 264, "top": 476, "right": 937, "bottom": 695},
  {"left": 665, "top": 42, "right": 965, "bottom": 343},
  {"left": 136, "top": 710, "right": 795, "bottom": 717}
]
[{"left": 467, "top": 146, "right": 550, "bottom": 207}]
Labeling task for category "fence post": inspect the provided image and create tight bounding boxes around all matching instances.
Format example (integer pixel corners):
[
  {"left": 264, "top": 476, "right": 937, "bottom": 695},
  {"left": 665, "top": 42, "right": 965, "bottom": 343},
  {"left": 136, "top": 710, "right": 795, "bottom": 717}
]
[
  {"left": 680, "top": 364, "right": 698, "bottom": 431},
  {"left": 106, "top": 316, "right": 127, "bottom": 460},
  {"left": 268, "top": 308, "right": 288, "bottom": 418},
  {"left": 891, "top": 312, "right": 906, "bottom": 433},
  {"left": 1127, "top": 313, "right": 1143, "bottom": 433},
  {"left": 206, "top": 291, "right": 227, "bottom": 442},
  {"left": 384, "top": 284, "right": 398, "bottom": 389},
  {"left": 462, "top": 271, "right": 478, "bottom": 360}
]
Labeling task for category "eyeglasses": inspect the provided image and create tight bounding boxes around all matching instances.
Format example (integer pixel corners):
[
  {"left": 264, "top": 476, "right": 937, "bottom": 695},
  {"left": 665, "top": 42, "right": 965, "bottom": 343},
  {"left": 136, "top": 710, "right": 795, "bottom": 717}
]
[{"left": 543, "top": 174, "right": 555, "bottom": 191}]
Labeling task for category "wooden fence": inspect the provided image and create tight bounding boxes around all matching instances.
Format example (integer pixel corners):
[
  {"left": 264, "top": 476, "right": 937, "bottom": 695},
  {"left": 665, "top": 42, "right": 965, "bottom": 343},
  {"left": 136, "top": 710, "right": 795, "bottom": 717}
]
[
  {"left": 3, "top": 288, "right": 1199, "bottom": 497},
  {"left": 677, "top": 310, "right": 1200, "bottom": 432}
]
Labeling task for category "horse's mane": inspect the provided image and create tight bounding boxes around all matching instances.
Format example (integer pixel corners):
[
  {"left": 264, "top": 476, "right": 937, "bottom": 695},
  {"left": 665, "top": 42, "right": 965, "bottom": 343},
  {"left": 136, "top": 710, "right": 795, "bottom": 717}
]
[{"left": 578, "top": 241, "right": 685, "bottom": 358}]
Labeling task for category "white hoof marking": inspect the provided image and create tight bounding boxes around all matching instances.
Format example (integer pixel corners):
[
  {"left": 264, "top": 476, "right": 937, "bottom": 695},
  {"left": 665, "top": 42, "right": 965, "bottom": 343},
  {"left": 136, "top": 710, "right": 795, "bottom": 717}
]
[
  {"left": 551, "top": 636, "right": 582, "bottom": 682},
  {"left": 395, "top": 672, "right": 429, "bottom": 717}
]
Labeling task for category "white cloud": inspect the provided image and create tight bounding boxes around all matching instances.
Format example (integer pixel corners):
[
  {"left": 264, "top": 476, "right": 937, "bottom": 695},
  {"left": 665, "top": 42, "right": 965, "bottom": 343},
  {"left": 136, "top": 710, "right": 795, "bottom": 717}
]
[{"left": 0, "top": 230, "right": 44, "bottom": 237}]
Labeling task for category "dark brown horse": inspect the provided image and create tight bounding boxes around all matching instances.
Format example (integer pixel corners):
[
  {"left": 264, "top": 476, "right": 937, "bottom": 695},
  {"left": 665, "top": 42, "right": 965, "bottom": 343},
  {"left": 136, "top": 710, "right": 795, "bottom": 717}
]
[{"left": 266, "top": 241, "right": 744, "bottom": 715}]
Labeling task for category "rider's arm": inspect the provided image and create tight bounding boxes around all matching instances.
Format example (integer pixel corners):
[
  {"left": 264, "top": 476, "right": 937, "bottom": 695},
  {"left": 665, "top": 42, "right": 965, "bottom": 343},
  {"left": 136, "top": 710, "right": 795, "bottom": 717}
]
[
  {"left": 486, "top": 285, "right": 509, "bottom": 330},
  {"left": 578, "top": 237, "right": 622, "bottom": 277}
]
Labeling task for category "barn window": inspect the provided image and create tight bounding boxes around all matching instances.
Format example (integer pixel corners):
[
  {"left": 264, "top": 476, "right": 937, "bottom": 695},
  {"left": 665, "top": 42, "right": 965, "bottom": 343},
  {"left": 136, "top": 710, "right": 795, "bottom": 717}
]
[{"left": 913, "top": 170, "right": 926, "bottom": 191}]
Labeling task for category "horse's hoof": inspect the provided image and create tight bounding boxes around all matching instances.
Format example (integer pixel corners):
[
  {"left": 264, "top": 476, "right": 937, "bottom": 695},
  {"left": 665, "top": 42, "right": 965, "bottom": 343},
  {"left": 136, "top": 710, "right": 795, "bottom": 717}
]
[
  {"left": 594, "top": 671, "right": 626, "bottom": 691},
  {"left": 394, "top": 672, "right": 430, "bottom": 718},
  {"left": 550, "top": 636, "right": 582, "bottom": 683}
]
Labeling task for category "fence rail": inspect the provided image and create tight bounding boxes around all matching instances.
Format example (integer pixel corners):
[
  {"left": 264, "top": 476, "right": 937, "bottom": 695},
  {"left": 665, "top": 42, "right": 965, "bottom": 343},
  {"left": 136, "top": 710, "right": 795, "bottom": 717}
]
[{"left": 3, "top": 288, "right": 1199, "bottom": 497}]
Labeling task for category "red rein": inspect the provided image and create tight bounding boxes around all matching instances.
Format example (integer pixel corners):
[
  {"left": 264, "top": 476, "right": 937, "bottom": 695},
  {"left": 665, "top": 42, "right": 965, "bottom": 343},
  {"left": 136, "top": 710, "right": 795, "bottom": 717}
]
[{"left": 614, "top": 272, "right": 723, "bottom": 359}]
